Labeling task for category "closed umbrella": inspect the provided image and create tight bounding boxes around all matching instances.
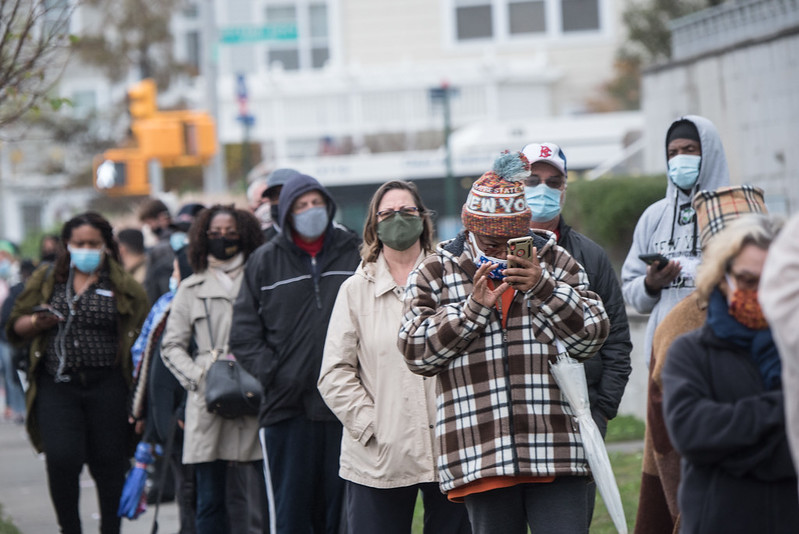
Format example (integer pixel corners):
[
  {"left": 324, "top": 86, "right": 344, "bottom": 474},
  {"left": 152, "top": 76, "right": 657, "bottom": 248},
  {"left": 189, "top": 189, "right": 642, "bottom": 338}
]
[
  {"left": 549, "top": 352, "right": 628, "bottom": 534},
  {"left": 118, "top": 442, "right": 159, "bottom": 520}
]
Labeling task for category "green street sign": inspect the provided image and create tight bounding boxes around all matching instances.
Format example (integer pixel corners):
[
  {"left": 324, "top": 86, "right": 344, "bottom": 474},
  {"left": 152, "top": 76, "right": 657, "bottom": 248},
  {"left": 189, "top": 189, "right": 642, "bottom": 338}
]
[{"left": 219, "top": 23, "right": 298, "bottom": 44}]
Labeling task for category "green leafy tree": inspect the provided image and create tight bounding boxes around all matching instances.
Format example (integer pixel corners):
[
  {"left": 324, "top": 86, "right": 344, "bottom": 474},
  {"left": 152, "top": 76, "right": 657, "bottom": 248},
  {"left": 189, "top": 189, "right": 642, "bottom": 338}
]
[
  {"left": 0, "top": 0, "right": 74, "bottom": 128},
  {"left": 589, "top": 0, "right": 724, "bottom": 111},
  {"left": 73, "top": 0, "right": 186, "bottom": 87}
]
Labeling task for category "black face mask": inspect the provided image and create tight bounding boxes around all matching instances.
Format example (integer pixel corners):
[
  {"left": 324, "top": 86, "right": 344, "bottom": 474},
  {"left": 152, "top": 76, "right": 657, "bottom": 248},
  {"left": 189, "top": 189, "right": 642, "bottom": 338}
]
[
  {"left": 270, "top": 205, "right": 280, "bottom": 226},
  {"left": 41, "top": 253, "right": 57, "bottom": 263},
  {"left": 208, "top": 237, "right": 241, "bottom": 260}
]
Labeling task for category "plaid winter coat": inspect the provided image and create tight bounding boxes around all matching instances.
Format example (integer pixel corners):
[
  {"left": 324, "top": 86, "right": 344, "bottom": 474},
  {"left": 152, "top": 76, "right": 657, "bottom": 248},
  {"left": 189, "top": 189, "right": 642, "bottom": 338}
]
[{"left": 398, "top": 230, "right": 610, "bottom": 492}]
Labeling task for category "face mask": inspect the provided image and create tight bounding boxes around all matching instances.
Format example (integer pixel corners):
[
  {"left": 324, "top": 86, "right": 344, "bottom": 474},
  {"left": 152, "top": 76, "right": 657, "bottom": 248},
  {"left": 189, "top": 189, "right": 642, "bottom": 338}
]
[
  {"left": 68, "top": 246, "right": 104, "bottom": 274},
  {"left": 170, "top": 232, "right": 188, "bottom": 252},
  {"left": 254, "top": 203, "right": 272, "bottom": 229},
  {"left": 151, "top": 226, "right": 164, "bottom": 238},
  {"left": 726, "top": 275, "right": 768, "bottom": 330},
  {"left": 0, "top": 259, "right": 10, "bottom": 279},
  {"left": 41, "top": 252, "right": 57, "bottom": 263},
  {"left": 377, "top": 212, "right": 423, "bottom": 251},
  {"left": 667, "top": 154, "right": 701, "bottom": 191},
  {"left": 292, "top": 206, "right": 328, "bottom": 240},
  {"left": 270, "top": 204, "right": 281, "bottom": 227},
  {"left": 169, "top": 277, "right": 179, "bottom": 295},
  {"left": 208, "top": 237, "right": 241, "bottom": 261},
  {"left": 468, "top": 232, "right": 507, "bottom": 280},
  {"left": 525, "top": 185, "right": 562, "bottom": 223}
]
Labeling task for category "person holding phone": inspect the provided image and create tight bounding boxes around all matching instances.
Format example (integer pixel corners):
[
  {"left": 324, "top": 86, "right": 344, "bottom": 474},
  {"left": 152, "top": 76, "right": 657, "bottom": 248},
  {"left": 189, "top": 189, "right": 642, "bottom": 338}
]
[
  {"left": 5, "top": 212, "right": 149, "bottom": 534},
  {"left": 621, "top": 116, "right": 731, "bottom": 366},
  {"left": 318, "top": 180, "right": 471, "bottom": 534},
  {"left": 398, "top": 152, "right": 610, "bottom": 534}
]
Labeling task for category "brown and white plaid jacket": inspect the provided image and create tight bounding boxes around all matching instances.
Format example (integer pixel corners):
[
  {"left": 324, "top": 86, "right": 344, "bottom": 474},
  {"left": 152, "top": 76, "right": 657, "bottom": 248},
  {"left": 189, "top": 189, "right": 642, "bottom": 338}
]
[{"left": 398, "top": 230, "right": 610, "bottom": 492}]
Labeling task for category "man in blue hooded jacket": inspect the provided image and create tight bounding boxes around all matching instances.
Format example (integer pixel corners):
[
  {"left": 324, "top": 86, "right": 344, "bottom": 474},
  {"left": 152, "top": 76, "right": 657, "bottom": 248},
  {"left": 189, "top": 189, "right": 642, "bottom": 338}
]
[{"left": 231, "top": 173, "right": 361, "bottom": 533}]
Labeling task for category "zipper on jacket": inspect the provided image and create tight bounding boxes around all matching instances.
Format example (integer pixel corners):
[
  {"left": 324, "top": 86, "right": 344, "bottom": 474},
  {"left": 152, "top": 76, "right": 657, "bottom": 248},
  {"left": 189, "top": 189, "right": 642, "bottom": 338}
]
[
  {"left": 496, "top": 301, "right": 520, "bottom": 476},
  {"left": 311, "top": 256, "right": 322, "bottom": 309}
]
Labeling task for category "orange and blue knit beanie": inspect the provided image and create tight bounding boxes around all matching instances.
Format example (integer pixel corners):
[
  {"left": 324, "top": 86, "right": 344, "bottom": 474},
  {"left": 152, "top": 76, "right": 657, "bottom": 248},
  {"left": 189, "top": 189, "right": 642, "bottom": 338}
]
[{"left": 462, "top": 151, "right": 532, "bottom": 237}]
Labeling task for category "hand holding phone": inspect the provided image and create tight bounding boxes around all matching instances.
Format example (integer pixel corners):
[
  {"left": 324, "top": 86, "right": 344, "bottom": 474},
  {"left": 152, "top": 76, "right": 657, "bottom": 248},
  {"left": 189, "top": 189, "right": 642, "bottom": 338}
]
[
  {"left": 638, "top": 253, "right": 670, "bottom": 271},
  {"left": 507, "top": 237, "right": 534, "bottom": 267},
  {"left": 31, "top": 305, "right": 65, "bottom": 321}
]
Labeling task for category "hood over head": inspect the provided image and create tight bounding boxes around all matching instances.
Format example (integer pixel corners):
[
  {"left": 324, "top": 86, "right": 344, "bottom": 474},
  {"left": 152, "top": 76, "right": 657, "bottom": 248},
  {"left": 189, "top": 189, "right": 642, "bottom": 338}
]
[{"left": 277, "top": 173, "right": 337, "bottom": 234}]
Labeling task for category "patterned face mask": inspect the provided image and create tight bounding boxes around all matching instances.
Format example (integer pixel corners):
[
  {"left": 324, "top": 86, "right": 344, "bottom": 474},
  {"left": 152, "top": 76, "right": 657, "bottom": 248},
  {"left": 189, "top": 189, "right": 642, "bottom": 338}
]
[
  {"left": 468, "top": 232, "right": 507, "bottom": 280},
  {"left": 726, "top": 274, "right": 768, "bottom": 330}
]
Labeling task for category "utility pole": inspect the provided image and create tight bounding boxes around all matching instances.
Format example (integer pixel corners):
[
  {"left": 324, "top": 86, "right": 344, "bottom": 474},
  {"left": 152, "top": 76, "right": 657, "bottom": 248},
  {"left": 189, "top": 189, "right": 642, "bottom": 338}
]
[
  {"left": 202, "top": 0, "right": 227, "bottom": 193},
  {"left": 429, "top": 82, "right": 459, "bottom": 218}
]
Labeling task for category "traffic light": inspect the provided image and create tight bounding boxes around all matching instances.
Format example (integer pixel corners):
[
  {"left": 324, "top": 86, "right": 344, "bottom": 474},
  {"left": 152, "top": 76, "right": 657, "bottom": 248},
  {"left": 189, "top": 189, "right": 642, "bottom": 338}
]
[
  {"left": 128, "top": 79, "right": 157, "bottom": 119},
  {"left": 183, "top": 112, "right": 217, "bottom": 159},
  {"left": 131, "top": 118, "right": 185, "bottom": 159},
  {"left": 93, "top": 149, "right": 149, "bottom": 196}
]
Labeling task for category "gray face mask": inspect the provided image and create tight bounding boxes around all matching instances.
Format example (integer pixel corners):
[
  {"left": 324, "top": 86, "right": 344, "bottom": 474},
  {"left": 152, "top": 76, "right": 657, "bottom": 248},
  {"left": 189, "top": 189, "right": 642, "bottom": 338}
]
[{"left": 292, "top": 206, "right": 328, "bottom": 239}]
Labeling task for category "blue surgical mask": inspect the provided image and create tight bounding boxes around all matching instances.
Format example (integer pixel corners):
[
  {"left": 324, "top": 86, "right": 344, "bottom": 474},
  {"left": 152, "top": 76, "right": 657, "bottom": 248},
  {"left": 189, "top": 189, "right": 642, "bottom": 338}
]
[
  {"left": 525, "top": 185, "right": 562, "bottom": 223},
  {"left": 292, "top": 206, "right": 328, "bottom": 240},
  {"left": 170, "top": 232, "right": 188, "bottom": 252},
  {"left": 667, "top": 154, "right": 701, "bottom": 191},
  {"left": 0, "top": 259, "right": 10, "bottom": 279},
  {"left": 68, "top": 246, "right": 104, "bottom": 274},
  {"left": 169, "top": 277, "right": 179, "bottom": 295}
]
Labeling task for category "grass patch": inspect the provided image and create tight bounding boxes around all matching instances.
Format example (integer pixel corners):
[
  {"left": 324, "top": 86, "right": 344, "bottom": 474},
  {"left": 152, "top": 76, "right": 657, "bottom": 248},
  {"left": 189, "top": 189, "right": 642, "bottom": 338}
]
[
  {"left": 605, "top": 415, "right": 646, "bottom": 443},
  {"left": 0, "top": 504, "right": 21, "bottom": 534}
]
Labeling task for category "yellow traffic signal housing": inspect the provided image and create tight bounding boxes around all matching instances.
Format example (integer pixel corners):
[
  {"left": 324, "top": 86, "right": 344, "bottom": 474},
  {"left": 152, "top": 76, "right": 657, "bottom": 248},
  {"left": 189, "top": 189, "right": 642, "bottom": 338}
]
[
  {"left": 128, "top": 79, "right": 157, "bottom": 119},
  {"left": 131, "top": 118, "right": 185, "bottom": 159},
  {"left": 93, "top": 149, "right": 150, "bottom": 196},
  {"left": 183, "top": 112, "right": 217, "bottom": 159}
]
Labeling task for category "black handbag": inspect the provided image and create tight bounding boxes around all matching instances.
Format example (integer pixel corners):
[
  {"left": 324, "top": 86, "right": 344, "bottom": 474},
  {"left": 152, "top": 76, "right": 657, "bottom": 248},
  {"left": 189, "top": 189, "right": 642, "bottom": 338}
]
[{"left": 201, "top": 300, "right": 262, "bottom": 418}]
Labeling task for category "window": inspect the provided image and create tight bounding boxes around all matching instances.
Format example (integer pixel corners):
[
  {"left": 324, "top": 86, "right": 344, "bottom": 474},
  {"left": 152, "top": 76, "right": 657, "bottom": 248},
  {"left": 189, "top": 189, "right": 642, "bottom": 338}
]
[
  {"left": 561, "top": 0, "right": 599, "bottom": 32},
  {"left": 70, "top": 90, "right": 96, "bottom": 117},
  {"left": 452, "top": 0, "right": 601, "bottom": 42},
  {"left": 264, "top": 1, "right": 330, "bottom": 71},
  {"left": 509, "top": 1, "right": 546, "bottom": 35},
  {"left": 186, "top": 31, "right": 201, "bottom": 71}
]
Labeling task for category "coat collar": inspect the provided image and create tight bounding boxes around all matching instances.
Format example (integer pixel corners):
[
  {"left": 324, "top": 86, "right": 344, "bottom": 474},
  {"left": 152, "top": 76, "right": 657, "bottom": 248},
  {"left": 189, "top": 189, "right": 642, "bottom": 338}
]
[
  {"left": 183, "top": 269, "right": 239, "bottom": 300},
  {"left": 363, "top": 251, "right": 426, "bottom": 298}
]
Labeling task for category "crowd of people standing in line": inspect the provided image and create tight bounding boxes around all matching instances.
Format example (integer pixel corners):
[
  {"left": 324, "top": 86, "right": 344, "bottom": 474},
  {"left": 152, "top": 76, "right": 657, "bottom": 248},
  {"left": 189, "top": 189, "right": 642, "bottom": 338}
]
[{"left": 1, "top": 112, "right": 798, "bottom": 534}]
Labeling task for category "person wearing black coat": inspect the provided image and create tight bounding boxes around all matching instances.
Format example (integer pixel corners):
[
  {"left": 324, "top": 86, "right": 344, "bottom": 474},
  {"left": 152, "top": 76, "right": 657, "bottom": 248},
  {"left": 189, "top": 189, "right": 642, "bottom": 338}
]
[
  {"left": 231, "top": 173, "right": 361, "bottom": 534},
  {"left": 662, "top": 214, "right": 799, "bottom": 534}
]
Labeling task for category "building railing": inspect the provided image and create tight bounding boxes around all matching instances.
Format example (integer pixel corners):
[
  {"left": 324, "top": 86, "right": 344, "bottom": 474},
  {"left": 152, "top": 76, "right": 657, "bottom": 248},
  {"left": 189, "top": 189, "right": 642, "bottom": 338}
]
[{"left": 670, "top": 0, "right": 799, "bottom": 60}]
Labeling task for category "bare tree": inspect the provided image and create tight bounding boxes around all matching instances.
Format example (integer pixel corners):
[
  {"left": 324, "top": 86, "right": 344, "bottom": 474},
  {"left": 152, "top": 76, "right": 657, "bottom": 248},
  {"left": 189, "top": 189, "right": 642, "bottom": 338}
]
[{"left": 0, "top": 0, "right": 75, "bottom": 128}]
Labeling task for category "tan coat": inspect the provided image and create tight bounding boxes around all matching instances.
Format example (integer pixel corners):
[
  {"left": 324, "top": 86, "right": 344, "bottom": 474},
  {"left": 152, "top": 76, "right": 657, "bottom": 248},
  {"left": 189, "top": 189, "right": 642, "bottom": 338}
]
[
  {"left": 161, "top": 268, "right": 261, "bottom": 464},
  {"left": 318, "top": 253, "right": 439, "bottom": 488}
]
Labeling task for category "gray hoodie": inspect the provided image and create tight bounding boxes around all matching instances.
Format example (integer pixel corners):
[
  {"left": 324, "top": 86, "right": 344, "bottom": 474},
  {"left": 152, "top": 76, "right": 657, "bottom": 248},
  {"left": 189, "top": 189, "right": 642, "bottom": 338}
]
[{"left": 621, "top": 115, "right": 730, "bottom": 365}]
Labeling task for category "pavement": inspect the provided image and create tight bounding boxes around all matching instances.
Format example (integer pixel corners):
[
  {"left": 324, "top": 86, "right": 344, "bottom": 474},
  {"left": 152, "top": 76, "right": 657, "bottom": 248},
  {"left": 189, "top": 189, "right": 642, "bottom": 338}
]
[{"left": 0, "top": 417, "right": 180, "bottom": 534}]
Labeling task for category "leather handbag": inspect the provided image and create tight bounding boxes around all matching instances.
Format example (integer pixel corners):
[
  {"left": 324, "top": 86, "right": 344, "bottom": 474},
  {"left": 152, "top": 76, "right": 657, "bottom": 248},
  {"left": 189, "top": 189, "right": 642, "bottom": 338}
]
[{"left": 201, "top": 300, "right": 262, "bottom": 418}]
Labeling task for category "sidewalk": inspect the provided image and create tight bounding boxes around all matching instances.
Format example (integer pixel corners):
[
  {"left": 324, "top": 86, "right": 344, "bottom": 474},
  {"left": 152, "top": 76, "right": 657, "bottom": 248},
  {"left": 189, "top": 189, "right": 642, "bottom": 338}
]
[{"left": 0, "top": 418, "right": 180, "bottom": 534}]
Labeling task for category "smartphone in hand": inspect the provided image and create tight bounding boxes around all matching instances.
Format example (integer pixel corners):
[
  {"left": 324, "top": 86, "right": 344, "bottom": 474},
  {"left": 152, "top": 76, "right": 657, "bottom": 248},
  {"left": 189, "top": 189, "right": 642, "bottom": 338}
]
[
  {"left": 638, "top": 253, "right": 670, "bottom": 271},
  {"left": 507, "top": 237, "right": 534, "bottom": 267},
  {"left": 31, "top": 305, "right": 65, "bottom": 321}
]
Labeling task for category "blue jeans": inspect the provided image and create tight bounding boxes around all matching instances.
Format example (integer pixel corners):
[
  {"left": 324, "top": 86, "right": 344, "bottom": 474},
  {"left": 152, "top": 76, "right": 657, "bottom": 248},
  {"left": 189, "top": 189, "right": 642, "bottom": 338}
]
[
  {"left": 194, "top": 460, "right": 227, "bottom": 534},
  {"left": 262, "top": 416, "right": 344, "bottom": 534},
  {"left": 463, "top": 476, "right": 591, "bottom": 534},
  {"left": 0, "top": 341, "right": 25, "bottom": 415}
]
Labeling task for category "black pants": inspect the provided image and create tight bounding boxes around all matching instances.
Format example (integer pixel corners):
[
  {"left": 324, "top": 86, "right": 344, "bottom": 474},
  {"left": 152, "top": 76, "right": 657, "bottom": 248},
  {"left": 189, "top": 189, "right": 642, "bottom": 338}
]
[
  {"left": 37, "top": 369, "right": 131, "bottom": 534},
  {"left": 347, "top": 480, "right": 471, "bottom": 534}
]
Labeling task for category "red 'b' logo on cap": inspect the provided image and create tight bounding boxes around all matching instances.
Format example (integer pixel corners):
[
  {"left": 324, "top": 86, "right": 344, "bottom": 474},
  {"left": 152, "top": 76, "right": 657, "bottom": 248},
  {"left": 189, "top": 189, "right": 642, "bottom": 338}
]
[{"left": 539, "top": 146, "right": 552, "bottom": 158}]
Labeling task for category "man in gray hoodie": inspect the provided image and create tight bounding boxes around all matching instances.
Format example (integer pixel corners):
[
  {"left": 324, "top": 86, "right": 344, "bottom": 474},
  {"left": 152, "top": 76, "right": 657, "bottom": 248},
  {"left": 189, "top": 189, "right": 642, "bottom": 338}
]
[{"left": 621, "top": 115, "right": 730, "bottom": 366}]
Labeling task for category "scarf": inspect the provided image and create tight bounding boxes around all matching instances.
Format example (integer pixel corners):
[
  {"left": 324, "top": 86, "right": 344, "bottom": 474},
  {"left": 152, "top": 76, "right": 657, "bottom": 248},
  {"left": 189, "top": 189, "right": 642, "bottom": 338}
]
[
  {"left": 706, "top": 287, "right": 781, "bottom": 390},
  {"left": 207, "top": 252, "right": 245, "bottom": 293}
]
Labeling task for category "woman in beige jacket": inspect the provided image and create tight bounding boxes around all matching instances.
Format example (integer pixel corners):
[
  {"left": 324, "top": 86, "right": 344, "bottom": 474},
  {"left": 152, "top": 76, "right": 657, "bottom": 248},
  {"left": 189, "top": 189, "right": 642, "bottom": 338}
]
[
  {"left": 161, "top": 205, "right": 264, "bottom": 534},
  {"left": 318, "top": 181, "right": 471, "bottom": 534}
]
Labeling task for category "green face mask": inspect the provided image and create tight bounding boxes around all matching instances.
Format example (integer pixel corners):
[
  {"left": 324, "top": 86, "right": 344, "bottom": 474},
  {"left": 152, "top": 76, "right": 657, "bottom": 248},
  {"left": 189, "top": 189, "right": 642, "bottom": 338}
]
[{"left": 377, "top": 212, "right": 424, "bottom": 252}]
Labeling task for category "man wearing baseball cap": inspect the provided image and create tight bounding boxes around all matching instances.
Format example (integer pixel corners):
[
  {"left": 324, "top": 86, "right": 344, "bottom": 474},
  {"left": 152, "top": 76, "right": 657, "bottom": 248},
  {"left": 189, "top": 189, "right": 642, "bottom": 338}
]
[
  {"left": 521, "top": 141, "right": 633, "bottom": 526},
  {"left": 398, "top": 151, "right": 610, "bottom": 533}
]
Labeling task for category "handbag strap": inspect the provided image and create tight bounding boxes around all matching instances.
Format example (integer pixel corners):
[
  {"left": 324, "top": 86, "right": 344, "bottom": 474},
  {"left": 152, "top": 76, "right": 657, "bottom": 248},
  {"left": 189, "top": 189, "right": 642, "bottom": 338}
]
[{"left": 201, "top": 298, "right": 220, "bottom": 362}]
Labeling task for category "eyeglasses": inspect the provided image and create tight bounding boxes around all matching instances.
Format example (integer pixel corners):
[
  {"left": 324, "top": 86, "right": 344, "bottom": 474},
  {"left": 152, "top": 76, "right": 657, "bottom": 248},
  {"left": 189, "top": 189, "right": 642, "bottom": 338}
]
[
  {"left": 525, "top": 176, "right": 566, "bottom": 189},
  {"left": 376, "top": 206, "right": 420, "bottom": 220},
  {"left": 207, "top": 231, "right": 240, "bottom": 240}
]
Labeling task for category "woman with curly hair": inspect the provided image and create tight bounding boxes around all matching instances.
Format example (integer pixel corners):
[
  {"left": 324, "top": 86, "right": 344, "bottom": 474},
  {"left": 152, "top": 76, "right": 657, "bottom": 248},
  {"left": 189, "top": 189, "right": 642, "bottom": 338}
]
[
  {"left": 161, "top": 205, "right": 265, "bottom": 533},
  {"left": 662, "top": 214, "right": 799, "bottom": 533},
  {"left": 6, "top": 211, "right": 149, "bottom": 534}
]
